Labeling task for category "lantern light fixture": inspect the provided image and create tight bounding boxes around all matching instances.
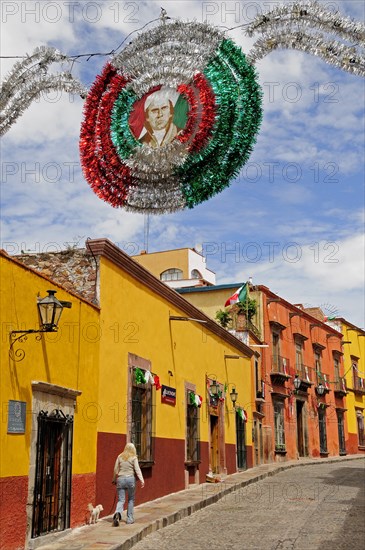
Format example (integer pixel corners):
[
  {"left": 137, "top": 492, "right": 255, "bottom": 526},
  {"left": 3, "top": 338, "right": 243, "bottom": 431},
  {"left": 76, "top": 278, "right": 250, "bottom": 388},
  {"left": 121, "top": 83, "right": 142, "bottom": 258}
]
[
  {"left": 210, "top": 379, "right": 218, "bottom": 396},
  {"left": 293, "top": 375, "right": 301, "bottom": 391},
  {"left": 229, "top": 387, "right": 238, "bottom": 408},
  {"left": 9, "top": 290, "right": 71, "bottom": 362}
]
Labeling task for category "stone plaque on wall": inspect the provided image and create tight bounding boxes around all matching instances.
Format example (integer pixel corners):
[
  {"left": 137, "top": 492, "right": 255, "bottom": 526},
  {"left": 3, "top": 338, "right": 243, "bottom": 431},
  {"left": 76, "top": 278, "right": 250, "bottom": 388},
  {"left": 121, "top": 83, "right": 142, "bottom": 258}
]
[{"left": 7, "top": 400, "right": 26, "bottom": 433}]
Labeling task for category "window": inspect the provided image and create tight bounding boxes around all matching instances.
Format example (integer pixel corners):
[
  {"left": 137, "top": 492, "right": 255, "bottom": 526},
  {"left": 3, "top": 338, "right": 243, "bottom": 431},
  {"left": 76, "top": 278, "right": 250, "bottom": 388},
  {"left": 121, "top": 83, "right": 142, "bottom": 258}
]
[
  {"left": 186, "top": 391, "right": 200, "bottom": 463},
  {"left": 255, "top": 358, "right": 262, "bottom": 398},
  {"left": 351, "top": 359, "right": 364, "bottom": 392},
  {"left": 356, "top": 410, "right": 365, "bottom": 447},
  {"left": 130, "top": 362, "right": 155, "bottom": 464},
  {"left": 160, "top": 268, "right": 183, "bottom": 281},
  {"left": 334, "top": 356, "right": 340, "bottom": 383},
  {"left": 314, "top": 350, "right": 322, "bottom": 384},
  {"left": 352, "top": 361, "right": 358, "bottom": 385},
  {"left": 318, "top": 408, "right": 327, "bottom": 454},
  {"left": 295, "top": 342, "right": 303, "bottom": 370},
  {"left": 337, "top": 411, "right": 346, "bottom": 455},
  {"left": 272, "top": 332, "right": 280, "bottom": 365},
  {"left": 333, "top": 354, "right": 345, "bottom": 392},
  {"left": 191, "top": 269, "right": 202, "bottom": 279},
  {"left": 274, "top": 400, "right": 285, "bottom": 452}
]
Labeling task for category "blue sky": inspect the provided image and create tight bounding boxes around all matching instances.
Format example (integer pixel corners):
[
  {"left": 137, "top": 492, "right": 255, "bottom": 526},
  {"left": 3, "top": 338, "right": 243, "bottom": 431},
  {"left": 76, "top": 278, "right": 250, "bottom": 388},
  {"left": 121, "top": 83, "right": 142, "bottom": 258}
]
[{"left": 1, "top": 0, "right": 364, "bottom": 327}]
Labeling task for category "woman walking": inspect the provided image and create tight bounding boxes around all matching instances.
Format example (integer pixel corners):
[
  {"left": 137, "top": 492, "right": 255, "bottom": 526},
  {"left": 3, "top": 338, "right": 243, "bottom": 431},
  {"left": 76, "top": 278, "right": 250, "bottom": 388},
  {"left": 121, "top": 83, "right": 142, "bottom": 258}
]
[{"left": 112, "top": 443, "right": 145, "bottom": 526}]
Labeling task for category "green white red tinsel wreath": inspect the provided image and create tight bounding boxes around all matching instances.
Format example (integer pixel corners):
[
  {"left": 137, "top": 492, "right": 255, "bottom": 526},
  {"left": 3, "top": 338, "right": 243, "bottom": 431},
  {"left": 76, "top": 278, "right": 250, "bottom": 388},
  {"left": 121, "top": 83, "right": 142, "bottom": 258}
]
[{"left": 80, "top": 21, "right": 263, "bottom": 214}]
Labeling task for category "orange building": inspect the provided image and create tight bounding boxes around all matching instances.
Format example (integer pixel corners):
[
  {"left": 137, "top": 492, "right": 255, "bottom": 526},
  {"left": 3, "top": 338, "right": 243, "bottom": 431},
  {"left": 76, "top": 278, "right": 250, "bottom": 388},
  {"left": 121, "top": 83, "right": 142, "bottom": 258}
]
[
  {"left": 249, "top": 286, "right": 347, "bottom": 461},
  {"left": 178, "top": 281, "right": 350, "bottom": 462}
]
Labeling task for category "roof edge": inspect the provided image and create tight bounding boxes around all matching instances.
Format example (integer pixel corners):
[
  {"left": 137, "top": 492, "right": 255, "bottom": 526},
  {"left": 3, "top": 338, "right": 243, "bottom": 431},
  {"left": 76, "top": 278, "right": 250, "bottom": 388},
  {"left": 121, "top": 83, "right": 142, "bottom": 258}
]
[
  {"left": 86, "top": 239, "right": 253, "bottom": 357},
  {"left": 0, "top": 249, "right": 100, "bottom": 311},
  {"left": 256, "top": 285, "right": 343, "bottom": 336}
]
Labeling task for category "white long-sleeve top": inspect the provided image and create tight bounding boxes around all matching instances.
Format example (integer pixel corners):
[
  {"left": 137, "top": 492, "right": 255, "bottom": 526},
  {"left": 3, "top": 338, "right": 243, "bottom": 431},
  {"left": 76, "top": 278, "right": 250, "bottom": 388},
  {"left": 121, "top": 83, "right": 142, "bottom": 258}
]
[{"left": 113, "top": 455, "right": 144, "bottom": 484}]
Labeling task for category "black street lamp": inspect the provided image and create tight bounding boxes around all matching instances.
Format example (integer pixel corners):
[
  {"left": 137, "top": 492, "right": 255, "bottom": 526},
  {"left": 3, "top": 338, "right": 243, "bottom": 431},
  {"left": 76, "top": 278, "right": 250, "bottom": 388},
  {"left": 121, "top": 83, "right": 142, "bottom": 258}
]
[
  {"left": 293, "top": 375, "right": 301, "bottom": 391},
  {"left": 229, "top": 387, "right": 238, "bottom": 408},
  {"left": 9, "top": 290, "right": 71, "bottom": 362},
  {"left": 37, "top": 290, "right": 65, "bottom": 332}
]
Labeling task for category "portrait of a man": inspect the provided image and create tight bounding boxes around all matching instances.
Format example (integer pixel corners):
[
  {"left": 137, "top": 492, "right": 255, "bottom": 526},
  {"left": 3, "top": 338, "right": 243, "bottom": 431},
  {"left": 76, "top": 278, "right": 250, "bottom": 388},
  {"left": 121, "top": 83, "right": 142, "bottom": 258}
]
[{"left": 129, "top": 87, "right": 187, "bottom": 148}]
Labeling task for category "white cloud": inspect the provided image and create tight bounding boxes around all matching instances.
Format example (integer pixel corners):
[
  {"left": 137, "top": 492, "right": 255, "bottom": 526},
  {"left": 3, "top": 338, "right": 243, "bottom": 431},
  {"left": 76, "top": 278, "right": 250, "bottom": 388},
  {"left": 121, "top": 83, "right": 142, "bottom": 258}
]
[
  {"left": 1, "top": 0, "right": 364, "bottom": 328},
  {"left": 218, "top": 233, "right": 365, "bottom": 327}
]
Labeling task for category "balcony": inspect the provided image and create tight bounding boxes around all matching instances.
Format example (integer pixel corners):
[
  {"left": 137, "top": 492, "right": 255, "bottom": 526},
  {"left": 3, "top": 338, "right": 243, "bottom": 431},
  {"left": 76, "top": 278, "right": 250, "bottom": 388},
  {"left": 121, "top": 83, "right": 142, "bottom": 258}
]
[
  {"left": 316, "top": 372, "right": 331, "bottom": 394},
  {"left": 351, "top": 376, "right": 365, "bottom": 395},
  {"left": 294, "top": 364, "right": 314, "bottom": 390},
  {"left": 270, "top": 355, "right": 291, "bottom": 385},
  {"left": 334, "top": 377, "right": 347, "bottom": 397}
]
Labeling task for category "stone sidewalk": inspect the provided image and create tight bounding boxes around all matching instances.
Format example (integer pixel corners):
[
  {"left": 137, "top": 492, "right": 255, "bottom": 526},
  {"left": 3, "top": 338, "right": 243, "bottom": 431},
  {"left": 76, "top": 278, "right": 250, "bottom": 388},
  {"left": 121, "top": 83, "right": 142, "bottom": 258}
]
[{"left": 33, "top": 455, "right": 364, "bottom": 550}]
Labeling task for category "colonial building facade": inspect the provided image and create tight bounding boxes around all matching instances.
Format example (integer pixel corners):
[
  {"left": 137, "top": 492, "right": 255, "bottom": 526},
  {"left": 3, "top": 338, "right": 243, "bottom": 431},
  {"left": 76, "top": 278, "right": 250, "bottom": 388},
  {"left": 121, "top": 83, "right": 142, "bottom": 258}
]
[
  {"left": 325, "top": 318, "right": 365, "bottom": 454},
  {"left": 1, "top": 242, "right": 254, "bottom": 549},
  {"left": 0, "top": 250, "right": 100, "bottom": 550},
  {"left": 177, "top": 282, "right": 358, "bottom": 463}
]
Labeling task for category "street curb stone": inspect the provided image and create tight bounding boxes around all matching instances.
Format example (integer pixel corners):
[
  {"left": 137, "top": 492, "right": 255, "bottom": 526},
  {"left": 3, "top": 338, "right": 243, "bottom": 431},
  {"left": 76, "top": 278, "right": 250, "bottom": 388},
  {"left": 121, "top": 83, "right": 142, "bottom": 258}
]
[{"left": 34, "top": 455, "right": 365, "bottom": 550}]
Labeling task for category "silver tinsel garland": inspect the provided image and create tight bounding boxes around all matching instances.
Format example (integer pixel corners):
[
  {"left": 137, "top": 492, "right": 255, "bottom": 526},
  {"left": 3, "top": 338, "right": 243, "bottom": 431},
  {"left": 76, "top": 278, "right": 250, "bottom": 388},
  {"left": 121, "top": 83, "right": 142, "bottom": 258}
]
[
  {"left": 246, "top": 1, "right": 365, "bottom": 43},
  {"left": 112, "top": 21, "right": 223, "bottom": 71},
  {"left": 246, "top": 1, "right": 365, "bottom": 76},
  {"left": 112, "top": 21, "right": 224, "bottom": 97},
  {"left": 0, "top": 3, "right": 364, "bottom": 152},
  {"left": 247, "top": 32, "right": 364, "bottom": 76},
  {"left": 108, "top": 21, "right": 226, "bottom": 212},
  {"left": 0, "top": 46, "right": 88, "bottom": 136}
]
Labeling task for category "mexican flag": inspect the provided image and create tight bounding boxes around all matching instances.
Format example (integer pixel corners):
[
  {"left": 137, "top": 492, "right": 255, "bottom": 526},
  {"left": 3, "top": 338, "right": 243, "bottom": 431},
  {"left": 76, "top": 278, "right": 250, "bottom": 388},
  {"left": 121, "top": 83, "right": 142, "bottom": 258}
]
[{"left": 225, "top": 283, "right": 247, "bottom": 307}]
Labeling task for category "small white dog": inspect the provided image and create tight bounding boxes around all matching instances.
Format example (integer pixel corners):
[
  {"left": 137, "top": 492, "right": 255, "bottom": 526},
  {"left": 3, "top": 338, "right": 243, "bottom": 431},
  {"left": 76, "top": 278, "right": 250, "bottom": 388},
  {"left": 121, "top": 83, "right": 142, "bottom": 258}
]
[{"left": 87, "top": 503, "right": 104, "bottom": 524}]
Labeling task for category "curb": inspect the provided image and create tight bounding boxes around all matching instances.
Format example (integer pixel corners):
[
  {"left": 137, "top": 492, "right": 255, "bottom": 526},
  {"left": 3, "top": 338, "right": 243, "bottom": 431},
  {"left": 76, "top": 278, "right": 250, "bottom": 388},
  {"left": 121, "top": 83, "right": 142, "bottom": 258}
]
[
  {"left": 105, "top": 454, "right": 365, "bottom": 550},
  {"left": 35, "top": 455, "right": 364, "bottom": 550}
]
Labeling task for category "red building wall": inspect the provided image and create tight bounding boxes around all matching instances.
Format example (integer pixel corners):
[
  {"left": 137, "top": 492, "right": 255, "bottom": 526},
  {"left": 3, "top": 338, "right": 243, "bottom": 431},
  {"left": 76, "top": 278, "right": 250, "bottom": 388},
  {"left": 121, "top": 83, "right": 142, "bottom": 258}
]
[
  {"left": 0, "top": 476, "right": 28, "bottom": 550},
  {"left": 0, "top": 472, "right": 95, "bottom": 550}
]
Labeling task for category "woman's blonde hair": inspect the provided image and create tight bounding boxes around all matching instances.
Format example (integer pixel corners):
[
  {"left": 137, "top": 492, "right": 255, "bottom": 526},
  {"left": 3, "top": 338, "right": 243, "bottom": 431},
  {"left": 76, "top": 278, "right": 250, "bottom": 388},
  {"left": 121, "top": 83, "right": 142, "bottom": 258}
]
[{"left": 120, "top": 442, "right": 137, "bottom": 461}]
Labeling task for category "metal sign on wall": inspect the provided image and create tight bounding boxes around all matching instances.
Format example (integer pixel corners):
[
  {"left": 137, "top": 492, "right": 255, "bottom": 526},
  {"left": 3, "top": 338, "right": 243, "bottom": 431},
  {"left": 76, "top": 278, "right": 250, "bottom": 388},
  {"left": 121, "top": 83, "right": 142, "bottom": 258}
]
[
  {"left": 161, "top": 385, "right": 176, "bottom": 406},
  {"left": 7, "top": 400, "right": 26, "bottom": 433}
]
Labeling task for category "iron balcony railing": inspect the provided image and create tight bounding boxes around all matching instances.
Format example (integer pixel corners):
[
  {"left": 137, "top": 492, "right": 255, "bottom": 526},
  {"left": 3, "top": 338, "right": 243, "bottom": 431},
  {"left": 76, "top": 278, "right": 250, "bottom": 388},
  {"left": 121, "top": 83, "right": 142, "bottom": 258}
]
[
  {"left": 353, "top": 375, "right": 365, "bottom": 393},
  {"left": 271, "top": 355, "right": 290, "bottom": 375},
  {"left": 294, "top": 364, "right": 314, "bottom": 384},
  {"left": 333, "top": 377, "right": 347, "bottom": 393},
  {"left": 316, "top": 371, "right": 331, "bottom": 391}
]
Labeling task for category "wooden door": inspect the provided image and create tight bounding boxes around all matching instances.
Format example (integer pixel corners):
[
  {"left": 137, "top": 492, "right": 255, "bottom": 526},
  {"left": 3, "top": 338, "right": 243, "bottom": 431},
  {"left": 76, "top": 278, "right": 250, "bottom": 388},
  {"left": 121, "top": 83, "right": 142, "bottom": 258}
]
[{"left": 210, "top": 414, "right": 219, "bottom": 473}]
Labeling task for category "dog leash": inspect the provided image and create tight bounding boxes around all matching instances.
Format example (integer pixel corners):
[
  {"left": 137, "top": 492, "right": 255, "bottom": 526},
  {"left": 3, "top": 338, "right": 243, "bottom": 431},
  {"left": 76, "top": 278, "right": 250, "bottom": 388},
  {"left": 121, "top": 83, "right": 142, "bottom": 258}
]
[{"left": 106, "top": 490, "right": 117, "bottom": 516}]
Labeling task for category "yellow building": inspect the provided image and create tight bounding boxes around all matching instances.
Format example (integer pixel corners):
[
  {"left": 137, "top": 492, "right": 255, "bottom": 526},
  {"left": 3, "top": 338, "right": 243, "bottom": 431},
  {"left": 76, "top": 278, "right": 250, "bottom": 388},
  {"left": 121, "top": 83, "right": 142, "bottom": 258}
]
[
  {"left": 332, "top": 319, "right": 365, "bottom": 453},
  {"left": 0, "top": 250, "right": 100, "bottom": 550},
  {"left": 10, "top": 240, "right": 255, "bottom": 540},
  {"left": 132, "top": 247, "right": 216, "bottom": 288},
  {"left": 87, "top": 239, "right": 254, "bottom": 513}
]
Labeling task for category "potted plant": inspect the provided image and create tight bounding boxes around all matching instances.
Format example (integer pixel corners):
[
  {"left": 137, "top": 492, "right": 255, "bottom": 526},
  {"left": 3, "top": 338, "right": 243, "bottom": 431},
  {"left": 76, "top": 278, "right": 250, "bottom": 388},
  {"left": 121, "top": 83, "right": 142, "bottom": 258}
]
[
  {"left": 235, "top": 297, "right": 257, "bottom": 322},
  {"left": 215, "top": 308, "right": 232, "bottom": 328}
]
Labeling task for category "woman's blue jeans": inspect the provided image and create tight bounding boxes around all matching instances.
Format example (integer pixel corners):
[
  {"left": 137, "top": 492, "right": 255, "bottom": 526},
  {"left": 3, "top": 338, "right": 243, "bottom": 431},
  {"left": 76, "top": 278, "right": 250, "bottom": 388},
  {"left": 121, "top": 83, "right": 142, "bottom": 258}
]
[{"left": 115, "top": 476, "right": 136, "bottom": 523}]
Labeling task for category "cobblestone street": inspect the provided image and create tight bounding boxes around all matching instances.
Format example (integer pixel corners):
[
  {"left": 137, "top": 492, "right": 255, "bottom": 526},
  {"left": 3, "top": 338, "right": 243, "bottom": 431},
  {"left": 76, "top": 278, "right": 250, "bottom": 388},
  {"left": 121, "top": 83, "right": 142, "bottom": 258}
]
[{"left": 132, "top": 460, "right": 365, "bottom": 550}]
